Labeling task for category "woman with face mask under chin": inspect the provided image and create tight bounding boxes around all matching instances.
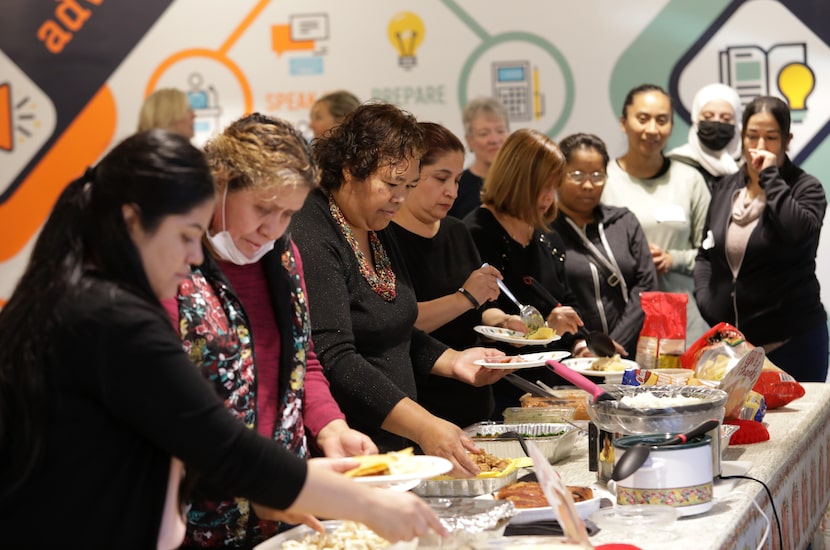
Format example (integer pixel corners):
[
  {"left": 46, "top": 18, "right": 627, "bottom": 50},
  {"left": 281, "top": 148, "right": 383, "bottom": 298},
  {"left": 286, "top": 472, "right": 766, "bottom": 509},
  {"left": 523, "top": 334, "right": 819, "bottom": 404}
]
[
  {"left": 668, "top": 83, "right": 743, "bottom": 192},
  {"left": 164, "top": 114, "right": 379, "bottom": 548}
]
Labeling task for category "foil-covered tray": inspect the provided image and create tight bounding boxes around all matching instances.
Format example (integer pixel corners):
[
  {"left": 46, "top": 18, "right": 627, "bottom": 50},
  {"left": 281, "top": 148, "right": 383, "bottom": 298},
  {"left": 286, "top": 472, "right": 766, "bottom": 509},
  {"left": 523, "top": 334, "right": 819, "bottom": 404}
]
[
  {"left": 417, "top": 497, "right": 515, "bottom": 549},
  {"left": 412, "top": 467, "right": 518, "bottom": 497},
  {"left": 465, "top": 422, "right": 578, "bottom": 464}
]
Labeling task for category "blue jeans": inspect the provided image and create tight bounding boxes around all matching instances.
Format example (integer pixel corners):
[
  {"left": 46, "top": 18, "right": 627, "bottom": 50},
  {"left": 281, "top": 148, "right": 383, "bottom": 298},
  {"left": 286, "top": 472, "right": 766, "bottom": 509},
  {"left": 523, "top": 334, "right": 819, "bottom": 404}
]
[{"left": 766, "top": 321, "right": 829, "bottom": 382}]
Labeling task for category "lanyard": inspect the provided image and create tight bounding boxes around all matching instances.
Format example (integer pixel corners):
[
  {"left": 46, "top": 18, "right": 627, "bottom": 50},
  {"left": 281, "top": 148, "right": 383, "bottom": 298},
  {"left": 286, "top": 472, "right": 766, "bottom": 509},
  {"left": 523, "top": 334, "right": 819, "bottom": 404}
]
[{"left": 564, "top": 217, "right": 629, "bottom": 304}]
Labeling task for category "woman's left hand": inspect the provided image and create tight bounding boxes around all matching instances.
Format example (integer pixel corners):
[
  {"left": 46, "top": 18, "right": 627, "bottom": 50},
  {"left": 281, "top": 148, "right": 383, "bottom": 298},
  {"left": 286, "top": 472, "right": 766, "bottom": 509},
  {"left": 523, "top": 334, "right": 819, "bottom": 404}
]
[
  {"left": 316, "top": 419, "right": 379, "bottom": 458},
  {"left": 446, "top": 347, "right": 512, "bottom": 386}
]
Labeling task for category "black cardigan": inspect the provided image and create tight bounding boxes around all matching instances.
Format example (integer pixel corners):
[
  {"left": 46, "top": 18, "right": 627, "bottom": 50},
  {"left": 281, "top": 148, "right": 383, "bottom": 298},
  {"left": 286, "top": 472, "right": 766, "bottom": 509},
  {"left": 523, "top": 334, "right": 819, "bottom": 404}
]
[{"left": 694, "top": 158, "right": 827, "bottom": 346}]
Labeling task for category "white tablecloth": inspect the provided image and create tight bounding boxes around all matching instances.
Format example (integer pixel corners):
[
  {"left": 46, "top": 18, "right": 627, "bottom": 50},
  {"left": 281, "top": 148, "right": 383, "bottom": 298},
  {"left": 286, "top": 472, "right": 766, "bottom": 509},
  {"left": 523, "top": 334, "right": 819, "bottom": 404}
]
[{"left": 545, "top": 382, "right": 830, "bottom": 550}]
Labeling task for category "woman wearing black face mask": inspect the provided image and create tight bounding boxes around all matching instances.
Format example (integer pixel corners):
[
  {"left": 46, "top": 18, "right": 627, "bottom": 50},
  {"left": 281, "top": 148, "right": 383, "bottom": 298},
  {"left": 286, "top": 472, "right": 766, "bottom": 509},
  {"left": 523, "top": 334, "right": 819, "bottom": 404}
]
[{"left": 669, "top": 83, "right": 742, "bottom": 192}]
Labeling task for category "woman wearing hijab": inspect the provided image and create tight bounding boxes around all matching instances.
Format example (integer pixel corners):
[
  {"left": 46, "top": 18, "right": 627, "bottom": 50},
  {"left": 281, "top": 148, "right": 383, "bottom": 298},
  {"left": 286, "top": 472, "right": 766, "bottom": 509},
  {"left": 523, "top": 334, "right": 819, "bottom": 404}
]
[{"left": 668, "top": 82, "right": 742, "bottom": 191}]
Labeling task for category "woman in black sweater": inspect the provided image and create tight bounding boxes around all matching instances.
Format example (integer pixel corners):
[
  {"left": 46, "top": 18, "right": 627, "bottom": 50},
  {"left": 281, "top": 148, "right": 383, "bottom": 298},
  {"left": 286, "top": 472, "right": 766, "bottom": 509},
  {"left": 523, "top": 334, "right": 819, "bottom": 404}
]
[
  {"left": 694, "top": 96, "right": 828, "bottom": 382},
  {"left": 0, "top": 130, "right": 444, "bottom": 548}
]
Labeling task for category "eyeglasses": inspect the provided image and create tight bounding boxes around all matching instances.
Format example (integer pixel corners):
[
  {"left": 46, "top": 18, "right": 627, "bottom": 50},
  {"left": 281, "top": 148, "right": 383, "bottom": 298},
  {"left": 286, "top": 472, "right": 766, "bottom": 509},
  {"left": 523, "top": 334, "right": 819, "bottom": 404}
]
[{"left": 565, "top": 170, "right": 607, "bottom": 186}]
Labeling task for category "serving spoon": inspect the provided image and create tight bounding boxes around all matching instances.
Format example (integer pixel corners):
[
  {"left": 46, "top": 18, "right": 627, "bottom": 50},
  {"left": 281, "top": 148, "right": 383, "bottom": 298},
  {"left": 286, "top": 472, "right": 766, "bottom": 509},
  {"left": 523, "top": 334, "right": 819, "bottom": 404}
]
[
  {"left": 482, "top": 263, "right": 545, "bottom": 332},
  {"left": 610, "top": 419, "right": 720, "bottom": 481},
  {"left": 585, "top": 331, "right": 616, "bottom": 357}
]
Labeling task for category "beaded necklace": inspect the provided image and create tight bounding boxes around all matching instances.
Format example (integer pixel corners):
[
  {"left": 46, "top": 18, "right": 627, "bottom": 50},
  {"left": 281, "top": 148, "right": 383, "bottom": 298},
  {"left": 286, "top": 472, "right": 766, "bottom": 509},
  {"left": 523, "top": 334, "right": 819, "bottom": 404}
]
[{"left": 328, "top": 194, "right": 397, "bottom": 301}]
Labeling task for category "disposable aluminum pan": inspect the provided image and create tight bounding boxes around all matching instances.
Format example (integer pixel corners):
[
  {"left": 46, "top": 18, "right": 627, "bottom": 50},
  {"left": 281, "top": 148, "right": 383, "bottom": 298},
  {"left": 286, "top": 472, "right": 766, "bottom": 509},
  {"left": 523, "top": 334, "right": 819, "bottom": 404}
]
[
  {"left": 412, "top": 468, "right": 518, "bottom": 497},
  {"left": 417, "top": 497, "right": 515, "bottom": 549},
  {"left": 465, "top": 422, "right": 578, "bottom": 464}
]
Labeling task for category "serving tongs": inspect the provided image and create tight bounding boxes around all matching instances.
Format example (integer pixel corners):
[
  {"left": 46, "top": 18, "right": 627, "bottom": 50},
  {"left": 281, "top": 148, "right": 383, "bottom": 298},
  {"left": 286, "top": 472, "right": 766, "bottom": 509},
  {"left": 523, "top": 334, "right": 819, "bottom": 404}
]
[
  {"left": 503, "top": 374, "right": 588, "bottom": 433},
  {"left": 483, "top": 263, "right": 545, "bottom": 332},
  {"left": 546, "top": 360, "right": 618, "bottom": 404}
]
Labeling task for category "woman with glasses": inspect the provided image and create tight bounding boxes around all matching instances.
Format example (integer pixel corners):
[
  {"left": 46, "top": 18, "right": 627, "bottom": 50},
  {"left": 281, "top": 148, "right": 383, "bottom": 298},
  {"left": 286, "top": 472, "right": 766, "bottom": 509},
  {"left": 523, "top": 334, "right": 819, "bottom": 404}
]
[
  {"left": 602, "top": 84, "right": 711, "bottom": 346},
  {"left": 552, "top": 134, "right": 658, "bottom": 358}
]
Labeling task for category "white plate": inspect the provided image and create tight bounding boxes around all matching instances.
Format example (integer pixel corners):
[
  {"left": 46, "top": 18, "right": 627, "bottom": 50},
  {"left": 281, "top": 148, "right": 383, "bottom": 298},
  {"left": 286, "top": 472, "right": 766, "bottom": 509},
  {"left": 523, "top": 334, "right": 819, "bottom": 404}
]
[
  {"left": 559, "top": 357, "right": 639, "bottom": 383},
  {"left": 475, "top": 351, "right": 571, "bottom": 369},
  {"left": 474, "top": 325, "right": 560, "bottom": 346},
  {"left": 350, "top": 455, "right": 452, "bottom": 487},
  {"left": 477, "top": 490, "right": 602, "bottom": 523}
]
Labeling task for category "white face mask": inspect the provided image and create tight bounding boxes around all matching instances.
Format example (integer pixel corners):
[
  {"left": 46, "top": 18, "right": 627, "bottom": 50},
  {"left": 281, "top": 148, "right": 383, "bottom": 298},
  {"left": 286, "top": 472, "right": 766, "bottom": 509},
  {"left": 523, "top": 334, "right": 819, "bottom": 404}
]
[{"left": 206, "top": 186, "right": 276, "bottom": 265}]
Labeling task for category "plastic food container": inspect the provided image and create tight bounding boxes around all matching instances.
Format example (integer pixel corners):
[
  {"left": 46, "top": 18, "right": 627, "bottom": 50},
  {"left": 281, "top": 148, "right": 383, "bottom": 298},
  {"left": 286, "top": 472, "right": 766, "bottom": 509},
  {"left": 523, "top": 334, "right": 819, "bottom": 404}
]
[
  {"left": 586, "top": 385, "right": 727, "bottom": 435},
  {"left": 417, "top": 497, "right": 515, "bottom": 549},
  {"left": 520, "top": 388, "right": 591, "bottom": 420},
  {"left": 465, "top": 422, "right": 577, "bottom": 463},
  {"left": 502, "top": 406, "right": 576, "bottom": 424}
]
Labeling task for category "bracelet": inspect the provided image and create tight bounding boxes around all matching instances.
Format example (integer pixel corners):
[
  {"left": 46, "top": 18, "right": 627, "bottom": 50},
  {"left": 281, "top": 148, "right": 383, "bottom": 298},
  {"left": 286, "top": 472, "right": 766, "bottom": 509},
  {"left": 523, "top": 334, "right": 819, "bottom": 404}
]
[{"left": 457, "top": 287, "right": 480, "bottom": 309}]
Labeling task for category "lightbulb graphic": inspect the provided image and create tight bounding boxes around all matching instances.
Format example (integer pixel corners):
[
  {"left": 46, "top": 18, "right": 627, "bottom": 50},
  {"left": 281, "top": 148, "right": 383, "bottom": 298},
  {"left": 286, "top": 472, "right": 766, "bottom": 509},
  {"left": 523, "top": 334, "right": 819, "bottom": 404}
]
[
  {"left": 778, "top": 62, "right": 815, "bottom": 123},
  {"left": 387, "top": 12, "right": 425, "bottom": 70}
]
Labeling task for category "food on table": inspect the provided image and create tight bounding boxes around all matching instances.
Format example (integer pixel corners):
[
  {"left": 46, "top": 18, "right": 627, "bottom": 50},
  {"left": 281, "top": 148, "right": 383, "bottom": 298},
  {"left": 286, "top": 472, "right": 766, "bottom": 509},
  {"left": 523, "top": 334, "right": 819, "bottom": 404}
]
[
  {"left": 471, "top": 450, "right": 513, "bottom": 474},
  {"left": 619, "top": 392, "right": 706, "bottom": 408},
  {"left": 495, "top": 481, "right": 593, "bottom": 508},
  {"left": 526, "top": 326, "right": 556, "bottom": 340},
  {"left": 590, "top": 354, "right": 626, "bottom": 372},
  {"left": 521, "top": 390, "right": 590, "bottom": 421},
  {"left": 281, "top": 521, "right": 392, "bottom": 549},
  {"left": 343, "top": 447, "right": 415, "bottom": 478}
]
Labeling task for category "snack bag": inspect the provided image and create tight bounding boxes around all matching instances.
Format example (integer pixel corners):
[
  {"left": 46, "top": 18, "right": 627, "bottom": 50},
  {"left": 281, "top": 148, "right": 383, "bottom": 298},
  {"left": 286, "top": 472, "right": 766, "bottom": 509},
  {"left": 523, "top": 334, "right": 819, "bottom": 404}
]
[
  {"left": 635, "top": 292, "right": 687, "bottom": 369},
  {"left": 681, "top": 322, "right": 805, "bottom": 409},
  {"left": 754, "top": 370, "right": 805, "bottom": 409}
]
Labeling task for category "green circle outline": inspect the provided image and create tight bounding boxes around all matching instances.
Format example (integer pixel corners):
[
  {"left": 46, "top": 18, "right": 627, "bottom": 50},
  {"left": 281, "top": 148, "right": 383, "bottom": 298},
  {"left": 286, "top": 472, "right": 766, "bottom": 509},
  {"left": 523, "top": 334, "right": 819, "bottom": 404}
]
[{"left": 458, "top": 32, "right": 574, "bottom": 137}]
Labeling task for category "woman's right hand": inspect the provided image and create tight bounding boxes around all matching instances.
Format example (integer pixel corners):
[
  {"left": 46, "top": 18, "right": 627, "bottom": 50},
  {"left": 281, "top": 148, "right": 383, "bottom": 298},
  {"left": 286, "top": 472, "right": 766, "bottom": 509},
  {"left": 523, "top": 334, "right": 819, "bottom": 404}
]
[
  {"left": 416, "top": 417, "right": 482, "bottom": 477},
  {"left": 357, "top": 488, "right": 448, "bottom": 543},
  {"left": 462, "top": 265, "right": 501, "bottom": 305}
]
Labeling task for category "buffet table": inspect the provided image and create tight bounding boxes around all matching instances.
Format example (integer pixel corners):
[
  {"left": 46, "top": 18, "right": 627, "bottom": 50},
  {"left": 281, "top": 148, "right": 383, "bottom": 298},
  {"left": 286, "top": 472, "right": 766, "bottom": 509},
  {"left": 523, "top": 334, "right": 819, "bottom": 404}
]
[{"left": 549, "top": 382, "right": 830, "bottom": 549}]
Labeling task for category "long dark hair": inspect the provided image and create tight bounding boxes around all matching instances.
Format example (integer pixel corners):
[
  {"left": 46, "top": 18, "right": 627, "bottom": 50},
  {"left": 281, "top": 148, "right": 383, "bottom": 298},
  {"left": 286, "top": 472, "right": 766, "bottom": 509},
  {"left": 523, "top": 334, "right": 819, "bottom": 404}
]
[{"left": 0, "top": 129, "right": 215, "bottom": 495}]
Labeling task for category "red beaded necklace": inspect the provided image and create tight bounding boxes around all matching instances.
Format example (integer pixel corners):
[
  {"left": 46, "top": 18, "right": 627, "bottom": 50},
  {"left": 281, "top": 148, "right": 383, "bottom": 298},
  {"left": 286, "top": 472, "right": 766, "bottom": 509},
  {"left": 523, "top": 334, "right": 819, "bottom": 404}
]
[{"left": 328, "top": 194, "right": 397, "bottom": 301}]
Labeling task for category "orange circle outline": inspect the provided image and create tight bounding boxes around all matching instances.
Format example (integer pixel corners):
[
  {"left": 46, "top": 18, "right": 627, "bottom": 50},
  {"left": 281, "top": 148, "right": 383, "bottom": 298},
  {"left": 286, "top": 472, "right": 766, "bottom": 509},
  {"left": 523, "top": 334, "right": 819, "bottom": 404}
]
[{"left": 144, "top": 48, "right": 253, "bottom": 112}]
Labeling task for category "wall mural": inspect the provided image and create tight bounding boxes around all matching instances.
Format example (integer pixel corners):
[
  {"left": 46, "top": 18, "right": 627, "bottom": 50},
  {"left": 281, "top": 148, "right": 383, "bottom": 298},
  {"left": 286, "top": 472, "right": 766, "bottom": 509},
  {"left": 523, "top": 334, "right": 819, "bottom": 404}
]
[{"left": 1, "top": 0, "right": 828, "bottom": 319}]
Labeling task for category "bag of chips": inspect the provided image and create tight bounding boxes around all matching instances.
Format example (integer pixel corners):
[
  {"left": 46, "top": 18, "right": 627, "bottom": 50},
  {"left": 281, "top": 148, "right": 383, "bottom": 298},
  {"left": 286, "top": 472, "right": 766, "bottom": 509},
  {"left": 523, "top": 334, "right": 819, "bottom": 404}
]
[
  {"left": 680, "top": 322, "right": 805, "bottom": 409},
  {"left": 635, "top": 292, "right": 687, "bottom": 370}
]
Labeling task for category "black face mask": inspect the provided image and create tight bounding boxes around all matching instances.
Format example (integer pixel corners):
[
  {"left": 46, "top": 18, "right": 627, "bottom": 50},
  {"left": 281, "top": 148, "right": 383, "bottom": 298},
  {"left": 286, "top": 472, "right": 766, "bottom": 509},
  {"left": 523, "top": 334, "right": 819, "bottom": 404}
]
[{"left": 697, "top": 120, "right": 735, "bottom": 151}]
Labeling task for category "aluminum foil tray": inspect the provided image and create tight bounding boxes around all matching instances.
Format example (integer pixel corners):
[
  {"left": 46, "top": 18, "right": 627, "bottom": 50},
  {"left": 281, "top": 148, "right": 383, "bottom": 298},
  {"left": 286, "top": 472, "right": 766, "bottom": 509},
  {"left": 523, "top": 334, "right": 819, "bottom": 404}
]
[
  {"left": 465, "top": 422, "right": 577, "bottom": 463},
  {"left": 412, "top": 468, "right": 518, "bottom": 497},
  {"left": 417, "top": 497, "right": 515, "bottom": 549}
]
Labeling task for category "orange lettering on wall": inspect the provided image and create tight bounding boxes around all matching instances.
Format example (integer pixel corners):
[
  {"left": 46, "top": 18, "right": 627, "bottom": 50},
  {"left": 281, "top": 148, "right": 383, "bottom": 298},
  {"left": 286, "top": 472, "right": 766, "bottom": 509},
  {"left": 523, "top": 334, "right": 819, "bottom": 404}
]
[
  {"left": 37, "top": 0, "right": 103, "bottom": 54},
  {"left": 55, "top": 0, "right": 91, "bottom": 31}
]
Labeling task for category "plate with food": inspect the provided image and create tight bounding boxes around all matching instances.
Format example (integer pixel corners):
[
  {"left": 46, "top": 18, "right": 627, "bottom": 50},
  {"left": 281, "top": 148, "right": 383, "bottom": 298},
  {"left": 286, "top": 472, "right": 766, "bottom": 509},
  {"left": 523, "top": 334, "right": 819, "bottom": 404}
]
[
  {"left": 475, "top": 351, "right": 571, "bottom": 369},
  {"left": 413, "top": 451, "right": 519, "bottom": 497},
  {"left": 560, "top": 356, "right": 638, "bottom": 383},
  {"left": 344, "top": 448, "right": 452, "bottom": 487},
  {"left": 487, "top": 481, "right": 601, "bottom": 524},
  {"left": 474, "top": 325, "right": 560, "bottom": 346}
]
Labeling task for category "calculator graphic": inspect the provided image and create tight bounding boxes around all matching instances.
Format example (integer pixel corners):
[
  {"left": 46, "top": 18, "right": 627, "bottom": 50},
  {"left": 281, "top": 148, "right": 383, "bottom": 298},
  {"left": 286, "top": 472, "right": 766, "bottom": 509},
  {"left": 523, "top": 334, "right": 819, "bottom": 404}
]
[{"left": 492, "top": 61, "right": 533, "bottom": 121}]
